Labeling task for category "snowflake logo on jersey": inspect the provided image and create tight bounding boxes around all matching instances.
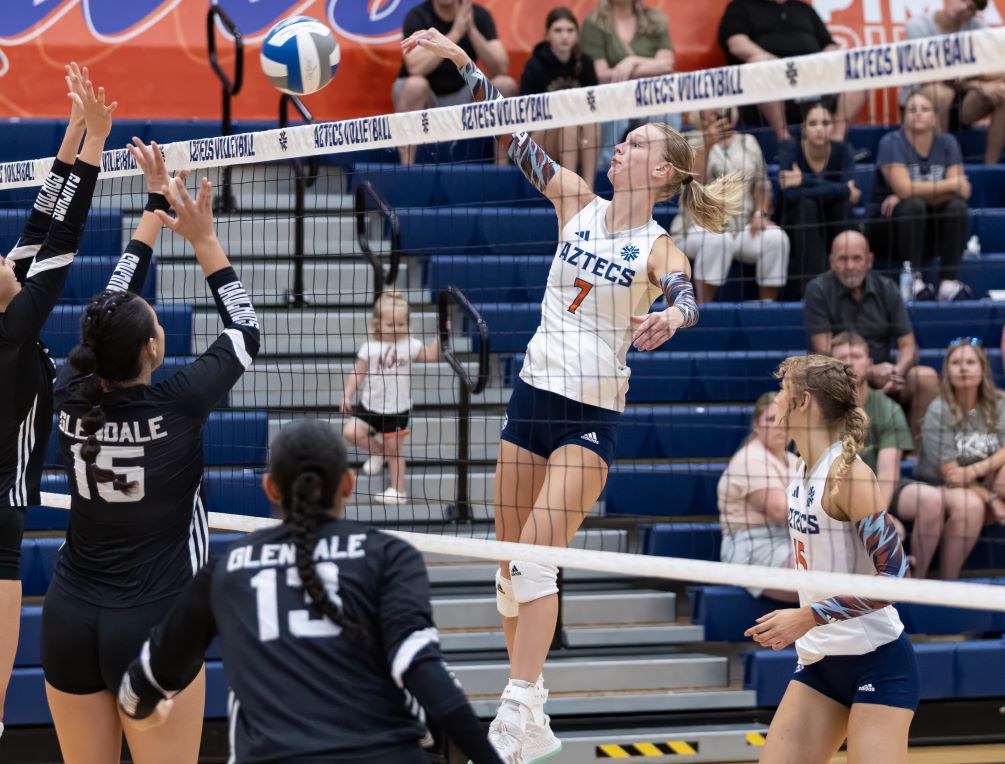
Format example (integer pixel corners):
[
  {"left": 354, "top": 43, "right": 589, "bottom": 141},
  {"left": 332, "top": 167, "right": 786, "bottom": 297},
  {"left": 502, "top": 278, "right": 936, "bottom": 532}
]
[
  {"left": 620, "top": 244, "right": 640, "bottom": 262},
  {"left": 807, "top": 486, "right": 816, "bottom": 507}
]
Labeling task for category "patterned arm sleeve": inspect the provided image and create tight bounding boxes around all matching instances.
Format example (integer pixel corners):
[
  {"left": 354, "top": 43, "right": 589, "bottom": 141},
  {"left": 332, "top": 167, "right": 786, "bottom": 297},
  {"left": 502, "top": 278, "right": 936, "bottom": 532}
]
[
  {"left": 809, "top": 512, "right": 908, "bottom": 626},
  {"left": 660, "top": 272, "right": 699, "bottom": 329},
  {"left": 105, "top": 239, "right": 154, "bottom": 295},
  {"left": 457, "top": 61, "right": 560, "bottom": 194},
  {"left": 7, "top": 159, "right": 74, "bottom": 284}
]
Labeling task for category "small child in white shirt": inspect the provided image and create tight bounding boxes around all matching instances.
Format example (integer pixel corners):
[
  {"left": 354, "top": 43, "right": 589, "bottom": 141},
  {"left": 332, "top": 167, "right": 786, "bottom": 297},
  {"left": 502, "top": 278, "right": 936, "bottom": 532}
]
[{"left": 341, "top": 291, "right": 439, "bottom": 505}]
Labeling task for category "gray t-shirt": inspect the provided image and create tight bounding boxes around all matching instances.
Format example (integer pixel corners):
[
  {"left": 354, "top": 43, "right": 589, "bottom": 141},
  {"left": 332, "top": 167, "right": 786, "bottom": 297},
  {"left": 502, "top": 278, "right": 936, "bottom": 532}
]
[
  {"left": 900, "top": 13, "right": 987, "bottom": 104},
  {"left": 915, "top": 396, "right": 1005, "bottom": 484}
]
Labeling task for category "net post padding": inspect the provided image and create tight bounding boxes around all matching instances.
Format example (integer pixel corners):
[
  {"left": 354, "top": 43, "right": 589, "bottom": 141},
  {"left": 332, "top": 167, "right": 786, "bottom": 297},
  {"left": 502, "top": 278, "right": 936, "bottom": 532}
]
[
  {"left": 2, "top": 28, "right": 1004, "bottom": 190},
  {"left": 38, "top": 492, "right": 1005, "bottom": 613}
]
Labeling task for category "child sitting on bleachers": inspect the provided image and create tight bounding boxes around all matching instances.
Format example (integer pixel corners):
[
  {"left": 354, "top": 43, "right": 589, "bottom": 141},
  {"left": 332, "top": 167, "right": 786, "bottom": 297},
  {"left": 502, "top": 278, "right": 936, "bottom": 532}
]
[
  {"left": 341, "top": 290, "right": 440, "bottom": 505},
  {"left": 717, "top": 392, "right": 798, "bottom": 602}
]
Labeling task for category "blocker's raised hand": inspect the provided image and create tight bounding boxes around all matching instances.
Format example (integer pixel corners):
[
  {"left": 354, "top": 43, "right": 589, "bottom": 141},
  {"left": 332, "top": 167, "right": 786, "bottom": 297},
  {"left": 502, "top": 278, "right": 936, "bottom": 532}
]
[{"left": 400, "top": 27, "right": 468, "bottom": 66}]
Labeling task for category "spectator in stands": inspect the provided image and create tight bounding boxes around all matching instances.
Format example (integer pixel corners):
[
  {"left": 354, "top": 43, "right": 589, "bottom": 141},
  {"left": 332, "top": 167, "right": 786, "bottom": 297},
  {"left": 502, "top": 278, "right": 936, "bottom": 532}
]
[
  {"left": 866, "top": 91, "right": 972, "bottom": 302},
  {"left": 778, "top": 102, "right": 859, "bottom": 296},
  {"left": 717, "top": 0, "right": 867, "bottom": 143},
  {"left": 717, "top": 392, "right": 798, "bottom": 602},
  {"left": 804, "top": 230, "right": 939, "bottom": 440},
  {"left": 581, "top": 0, "right": 677, "bottom": 166},
  {"left": 520, "top": 8, "right": 600, "bottom": 191},
  {"left": 903, "top": 0, "right": 1005, "bottom": 165},
  {"left": 671, "top": 107, "right": 790, "bottom": 302},
  {"left": 394, "top": 0, "right": 516, "bottom": 164},
  {"left": 914, "top": 337, "right": 1005, "bottom": 578},
  {"left": 831, "top": 332, "right": 946, "bottom": 578}
]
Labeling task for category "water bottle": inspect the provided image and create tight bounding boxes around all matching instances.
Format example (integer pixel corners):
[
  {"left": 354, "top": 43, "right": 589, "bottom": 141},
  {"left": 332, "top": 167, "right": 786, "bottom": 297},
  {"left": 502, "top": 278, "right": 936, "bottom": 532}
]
[{"left": 899, "top": 261, "right": 913, "bottom": 304}]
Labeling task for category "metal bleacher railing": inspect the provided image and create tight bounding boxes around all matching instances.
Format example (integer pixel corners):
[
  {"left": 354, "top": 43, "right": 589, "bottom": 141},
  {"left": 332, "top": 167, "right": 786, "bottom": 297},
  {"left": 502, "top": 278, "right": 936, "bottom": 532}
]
[{"left": 206, "top": 4, "right": 244, "bottom": 213}]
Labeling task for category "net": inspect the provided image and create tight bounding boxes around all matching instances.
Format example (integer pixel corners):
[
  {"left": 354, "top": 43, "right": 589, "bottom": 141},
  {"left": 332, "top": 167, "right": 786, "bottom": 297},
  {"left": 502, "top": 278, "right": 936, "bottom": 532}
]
[{"left": 5, "top": 27, "right": 1005, "bottom": 616}]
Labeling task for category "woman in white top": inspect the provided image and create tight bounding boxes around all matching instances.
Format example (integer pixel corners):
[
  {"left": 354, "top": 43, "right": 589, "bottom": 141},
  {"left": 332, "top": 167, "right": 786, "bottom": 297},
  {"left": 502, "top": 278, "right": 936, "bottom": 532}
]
[
  {"left": 402, "top": 26, "right": 741, "bottom": 764},
  {"left": 717, "top": 392, "right": 798, "bottom": 601},
  {"left": 671, "top": 107, "right": 790, "bottom": 302},
  {"left": 746, "top": 354, "right": 916, "bottom": 764}
]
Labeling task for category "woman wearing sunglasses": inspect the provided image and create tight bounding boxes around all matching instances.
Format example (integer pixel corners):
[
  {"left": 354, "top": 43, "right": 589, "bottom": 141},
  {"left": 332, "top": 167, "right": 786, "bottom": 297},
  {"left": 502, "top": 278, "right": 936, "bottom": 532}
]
[{"left": 913, "top": 337, "right": 1005, "bottom": 578}]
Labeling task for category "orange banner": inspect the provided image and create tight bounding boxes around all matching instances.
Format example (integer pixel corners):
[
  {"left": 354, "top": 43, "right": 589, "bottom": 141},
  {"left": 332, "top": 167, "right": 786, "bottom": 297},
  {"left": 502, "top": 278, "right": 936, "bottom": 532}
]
[{"left": 0, "top": 1, "right": 1000, "bottom": 122}]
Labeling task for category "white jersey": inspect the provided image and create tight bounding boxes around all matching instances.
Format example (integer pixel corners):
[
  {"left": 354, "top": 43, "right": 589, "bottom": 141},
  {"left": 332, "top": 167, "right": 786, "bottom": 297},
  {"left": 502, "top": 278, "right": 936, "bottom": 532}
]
[
  {"left": 787, "top": 441, "right": 904, "bottom": 665},
  {"left": 519, "top": 197, "right": 666, "bottom": 412},
  {"left": 358, "top": 337, "right": 423, "bottom": 414}
]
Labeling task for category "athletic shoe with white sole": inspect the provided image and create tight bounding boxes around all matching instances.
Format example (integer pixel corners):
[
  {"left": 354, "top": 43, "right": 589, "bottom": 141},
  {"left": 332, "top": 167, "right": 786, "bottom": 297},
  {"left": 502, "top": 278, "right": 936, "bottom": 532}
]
[
  {"left": 373, "top": 487, "right": 407, "bottom": 505},
  {"left": 487, "top": 717, "right": 526, "bottom": 764},
  {"left": 937, "top": 279, "right": 973, "bottom": 302},
  {"left": 522, "top": 715, "right": 561, "bottom": 763}
]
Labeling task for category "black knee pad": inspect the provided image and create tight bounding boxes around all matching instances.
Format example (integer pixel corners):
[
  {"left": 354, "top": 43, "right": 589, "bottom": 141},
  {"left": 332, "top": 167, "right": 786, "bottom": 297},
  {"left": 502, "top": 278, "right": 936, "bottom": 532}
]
[{"left": 0, "top": 508, "right": 26, "bottom": 580}]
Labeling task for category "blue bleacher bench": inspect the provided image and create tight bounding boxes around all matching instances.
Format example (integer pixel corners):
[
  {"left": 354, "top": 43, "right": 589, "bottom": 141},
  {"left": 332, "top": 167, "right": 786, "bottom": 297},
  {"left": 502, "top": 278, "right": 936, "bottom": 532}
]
[
  {"left": 43, "top": 303, "right": 192, "bottom": 357},
  {"left": 0, "top": 209, "right": 122, "bottom": 262}
]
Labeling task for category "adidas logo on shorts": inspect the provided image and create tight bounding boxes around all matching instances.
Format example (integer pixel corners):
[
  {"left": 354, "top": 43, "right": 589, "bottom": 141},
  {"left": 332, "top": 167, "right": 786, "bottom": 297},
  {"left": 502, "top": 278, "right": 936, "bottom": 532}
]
[
  {"left": 510, "top": 564, "right": 521, "bottom": 576},
  {"left": 858, "top": 684, "right": 875, "bottom": 692},
  {"left": 581, "top": 432, "right": 600, "bottom": 445}
]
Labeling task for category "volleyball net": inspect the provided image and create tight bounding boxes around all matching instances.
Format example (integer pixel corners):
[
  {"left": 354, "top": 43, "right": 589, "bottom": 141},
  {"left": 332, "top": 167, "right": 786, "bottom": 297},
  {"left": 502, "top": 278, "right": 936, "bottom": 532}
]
[{"left": 4, "top": 27, "right": 1005, "bottom": 613}]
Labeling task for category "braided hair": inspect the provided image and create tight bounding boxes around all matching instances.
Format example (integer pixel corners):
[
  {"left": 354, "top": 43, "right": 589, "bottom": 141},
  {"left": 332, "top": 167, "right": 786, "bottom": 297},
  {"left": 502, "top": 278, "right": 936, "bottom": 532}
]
[
  {"left": 775, "top": 355, "right": 870, "bottom": 502},
  {"left": 67, "top": 290, "right": 157, "bottom": 495},
  {"left": 268, "top": 419, "right": 363, "bottom": 642}
]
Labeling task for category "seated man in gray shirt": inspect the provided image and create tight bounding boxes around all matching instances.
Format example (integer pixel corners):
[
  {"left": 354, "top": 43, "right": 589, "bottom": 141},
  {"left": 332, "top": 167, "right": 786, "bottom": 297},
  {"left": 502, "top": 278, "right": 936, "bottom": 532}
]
[
  {"left": 902, "top": 0, "right": 1005, "bottom": 164},
  {"left": 804, "top": 230, "right": 938, "bottom": 440}
]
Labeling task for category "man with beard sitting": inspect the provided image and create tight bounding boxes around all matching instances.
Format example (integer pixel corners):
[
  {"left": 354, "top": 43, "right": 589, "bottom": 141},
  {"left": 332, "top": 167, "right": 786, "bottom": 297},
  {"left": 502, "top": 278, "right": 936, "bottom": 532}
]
[{"left": 803, "top": 230, "right": 939, "bottom": 440}]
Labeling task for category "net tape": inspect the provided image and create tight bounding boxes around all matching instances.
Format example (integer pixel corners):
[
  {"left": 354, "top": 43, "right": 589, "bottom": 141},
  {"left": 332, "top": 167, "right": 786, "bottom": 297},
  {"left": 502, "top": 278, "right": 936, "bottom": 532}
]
[
  {"left": 39, "top": 492, "right": 1005, "bottom": 612},
  {"left": 2, "top": 27, "right": 1004, "bottom": 189}
]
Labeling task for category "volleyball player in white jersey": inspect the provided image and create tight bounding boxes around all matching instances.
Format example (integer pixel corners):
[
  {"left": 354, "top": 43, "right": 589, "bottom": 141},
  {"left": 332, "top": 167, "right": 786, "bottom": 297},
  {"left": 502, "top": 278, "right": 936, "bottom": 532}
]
[
  {"left": 403, "top": 28, "right": 742, "bottom": 763},
  {"left": 745, "top": 354, "right": 917, "bottom": 764}
]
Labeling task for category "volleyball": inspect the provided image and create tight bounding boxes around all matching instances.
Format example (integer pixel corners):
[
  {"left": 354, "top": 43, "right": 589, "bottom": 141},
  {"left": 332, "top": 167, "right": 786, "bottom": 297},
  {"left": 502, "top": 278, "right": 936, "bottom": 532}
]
[{"left": 260, "top": 16, "right": 340, "bottom": 96}]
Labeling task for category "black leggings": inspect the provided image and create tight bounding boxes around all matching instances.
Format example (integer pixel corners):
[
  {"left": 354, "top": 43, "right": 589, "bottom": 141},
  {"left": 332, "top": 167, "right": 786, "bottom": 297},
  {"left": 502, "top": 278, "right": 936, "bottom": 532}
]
[
  {"left": 0, "top": 507, "right": 25, "bottom": 580},
  {"left": 781, "top": 195, "right": 852, "bottom": 298},
  {"left": 866, "top": 196, "right": 967, "bottom": 282}
]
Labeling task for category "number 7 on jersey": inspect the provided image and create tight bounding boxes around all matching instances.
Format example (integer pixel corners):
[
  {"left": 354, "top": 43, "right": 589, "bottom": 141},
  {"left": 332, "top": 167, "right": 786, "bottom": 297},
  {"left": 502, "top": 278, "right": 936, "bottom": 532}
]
[{"left": 567, "top": 278, "right": 593, "bottom": 314}]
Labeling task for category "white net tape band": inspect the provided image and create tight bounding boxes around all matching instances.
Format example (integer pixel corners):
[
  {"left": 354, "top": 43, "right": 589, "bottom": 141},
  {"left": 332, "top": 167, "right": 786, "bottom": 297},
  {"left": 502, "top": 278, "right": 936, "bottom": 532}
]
[
  {"left": 1, "top": 28, "right": 1003, "bottom": 190},
  {"left": 38, "top": 492, "right": 1005, "bottom": 612}
]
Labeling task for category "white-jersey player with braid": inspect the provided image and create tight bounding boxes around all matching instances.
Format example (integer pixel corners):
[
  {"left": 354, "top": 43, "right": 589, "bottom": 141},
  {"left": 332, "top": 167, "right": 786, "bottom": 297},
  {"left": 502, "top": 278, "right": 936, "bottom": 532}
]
[
  {"left": 746, "top": 355, "right": 917, "bottom": 764},
  {"left": 402, "top": 27, "right": 743, "bottom": 764}
]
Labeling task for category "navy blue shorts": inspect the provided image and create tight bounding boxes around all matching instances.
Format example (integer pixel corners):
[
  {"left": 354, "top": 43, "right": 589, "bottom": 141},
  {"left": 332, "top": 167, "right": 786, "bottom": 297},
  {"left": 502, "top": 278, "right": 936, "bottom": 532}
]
[
  {"left": 500, "top": 377, "right": 619, "bottom": 465},
  {"left": 792, "top": 631, "right": 919, "bottom": 710}
]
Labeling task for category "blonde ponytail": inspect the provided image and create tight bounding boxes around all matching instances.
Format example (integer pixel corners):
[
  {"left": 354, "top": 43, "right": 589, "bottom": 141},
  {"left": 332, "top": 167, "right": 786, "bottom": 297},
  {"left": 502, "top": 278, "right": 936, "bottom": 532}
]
[
  {"left": 677, "top": 171, "right": 744, "bottom": 233},
  {"left": 833, "top": 405, "right": 868, "bottom": 503},
  {"left": 649, "top": 122, "right": 743, "bottom": 232}
]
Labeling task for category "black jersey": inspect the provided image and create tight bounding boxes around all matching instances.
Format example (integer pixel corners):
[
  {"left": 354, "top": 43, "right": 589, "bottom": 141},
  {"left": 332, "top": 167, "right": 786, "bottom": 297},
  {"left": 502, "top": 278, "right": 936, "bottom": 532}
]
[
  {"left": 0, "top": 158, "right": 97, "bottom": 507},
  {"left": 145, "top": 521, "right": 443, "bottom": 761},
  {"left": 52, "top": 265, "right": 260, "bottom": 607}
]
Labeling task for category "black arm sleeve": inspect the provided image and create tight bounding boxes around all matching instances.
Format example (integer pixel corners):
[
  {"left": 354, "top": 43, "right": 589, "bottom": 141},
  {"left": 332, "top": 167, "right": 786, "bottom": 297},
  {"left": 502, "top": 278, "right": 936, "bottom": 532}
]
[
  {"left": 118, "top": 560, "right": 218, "bottom": 719},
  {"left": 105, "top": 239, "right": 154, "bottom": 295},
  {"left": 0, "top": 159, "right": 98, "bottom": 348},
  {"left": 8, "top": 159, "right": 74, "bottom": 284},
  {"left": 403, "top": 658, "right": 503, "bottom": 764},
  {"left": 153, "top": 266, "right": 260, "bottom": 417}
]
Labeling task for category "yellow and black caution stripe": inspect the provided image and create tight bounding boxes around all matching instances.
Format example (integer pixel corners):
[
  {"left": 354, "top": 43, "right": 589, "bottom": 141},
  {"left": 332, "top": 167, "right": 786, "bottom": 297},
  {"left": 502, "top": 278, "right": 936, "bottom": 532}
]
[
  {"left": 596, "top": 740, "right": 699, "bottom": 758},
  {"left": 745, "top": 731, "right": 767, "bottom": 747}
]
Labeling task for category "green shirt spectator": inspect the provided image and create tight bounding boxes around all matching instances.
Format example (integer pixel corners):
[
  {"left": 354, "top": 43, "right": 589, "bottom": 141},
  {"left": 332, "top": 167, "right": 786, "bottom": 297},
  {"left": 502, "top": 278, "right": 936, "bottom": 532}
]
[
  {"left": 861, "top": 388, "right": 913, "bottom": 475},
  {"left": 580, "top": 4, "right": 673, "bottom": 73}
]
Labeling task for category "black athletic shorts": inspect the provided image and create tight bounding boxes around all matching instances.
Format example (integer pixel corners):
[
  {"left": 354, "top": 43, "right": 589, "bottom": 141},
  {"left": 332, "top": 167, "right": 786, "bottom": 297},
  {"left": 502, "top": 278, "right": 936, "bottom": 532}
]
[
  {"left": 0, "top": 507, "right": 26, "bottom": 580},
  {"left": 41, "top": 585, "right": 185, "bottom": 695},
  {"left": 356, "top": 406, "right": 410, "bottom": 436}
]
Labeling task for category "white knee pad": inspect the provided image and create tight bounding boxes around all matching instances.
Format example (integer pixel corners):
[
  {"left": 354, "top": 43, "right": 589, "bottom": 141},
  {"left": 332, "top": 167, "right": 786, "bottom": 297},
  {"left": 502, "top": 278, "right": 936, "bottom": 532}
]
[
  {"left": 509, "top": 560, "right": 559, "bottom": 604},
  {"left": 495, "top": 570, "right": 519, "bottom": 618}
]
